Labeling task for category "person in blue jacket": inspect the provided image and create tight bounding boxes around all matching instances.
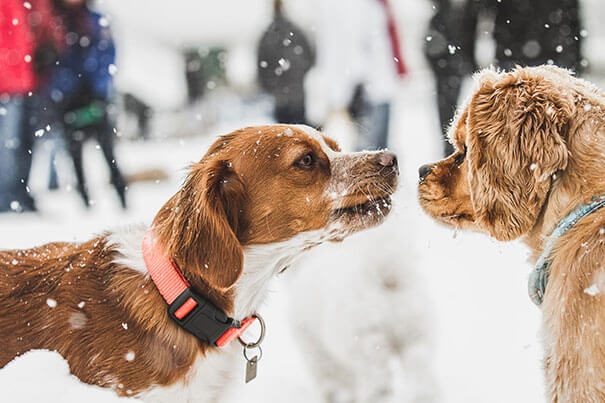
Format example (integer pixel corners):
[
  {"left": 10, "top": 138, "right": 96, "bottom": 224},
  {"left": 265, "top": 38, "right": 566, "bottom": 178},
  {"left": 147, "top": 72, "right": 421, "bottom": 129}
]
[{"left": 48, "top": 0, "right": 127, "bottom": 208}]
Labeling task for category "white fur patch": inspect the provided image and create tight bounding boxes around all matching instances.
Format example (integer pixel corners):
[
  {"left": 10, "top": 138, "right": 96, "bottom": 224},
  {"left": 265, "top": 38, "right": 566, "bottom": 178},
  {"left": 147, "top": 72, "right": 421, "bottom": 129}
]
[
  {"left": 234, "top": 226, "right": 342, "bottom": 320},
  {"left": 106, "top": 224, "right": 149, "bottom": 275},
  {"left": 294, "top": 124, "right": 339, "bottom": 158}
]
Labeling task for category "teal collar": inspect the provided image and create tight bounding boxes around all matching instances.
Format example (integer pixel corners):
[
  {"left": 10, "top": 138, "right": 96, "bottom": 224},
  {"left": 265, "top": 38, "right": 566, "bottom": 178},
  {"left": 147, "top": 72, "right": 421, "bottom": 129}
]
[{"left": 529, "top": 195, "right": 605, "bottom": 306}]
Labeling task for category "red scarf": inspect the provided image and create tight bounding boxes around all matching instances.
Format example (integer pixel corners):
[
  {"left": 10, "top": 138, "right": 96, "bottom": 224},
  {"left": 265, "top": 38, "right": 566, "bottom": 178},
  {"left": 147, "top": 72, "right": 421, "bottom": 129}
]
[{"left": 377, "top": 0, "right": 407, "bottom": 77}]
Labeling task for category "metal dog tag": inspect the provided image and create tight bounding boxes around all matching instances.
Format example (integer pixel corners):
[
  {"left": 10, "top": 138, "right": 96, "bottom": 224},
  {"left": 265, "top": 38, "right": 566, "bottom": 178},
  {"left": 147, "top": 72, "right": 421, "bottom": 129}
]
[{"left": 245, "top": 355, "right": 258, "bottom": 383}]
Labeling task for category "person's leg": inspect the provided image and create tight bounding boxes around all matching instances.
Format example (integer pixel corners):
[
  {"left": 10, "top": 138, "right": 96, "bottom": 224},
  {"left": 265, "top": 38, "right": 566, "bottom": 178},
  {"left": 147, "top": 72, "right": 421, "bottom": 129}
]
[
  {"left": 0, "top": 97, "right": 24, "bottom": 211},
  {"left": 34, "top": 96, "right": 63, "bottom": 191},
  {"left": 138, "top": 106, "right": 152, "bottom": 140},
  {"left": 355, "top": 102, "right": 391, "bottom": 151},
  {"left": 0, "top": 96, "right": 36, "bottom": 212},
  {"left": 435, "top": 74, "right": 463, "bottom": 156},
  {"left": 274, "top": 102, "right": 297, "bottom": 124},
  {"left": 372, "top": 102, "right": 391, "bottom": 151},
  {"left": 48, "top": 147, "right": 59, "bottom": 190},
  {"left": 96, "top": 118, "right": 127, "bottom": 209},
  {"left": 66, "top": 133, "right": 90, "bottom": 207}
]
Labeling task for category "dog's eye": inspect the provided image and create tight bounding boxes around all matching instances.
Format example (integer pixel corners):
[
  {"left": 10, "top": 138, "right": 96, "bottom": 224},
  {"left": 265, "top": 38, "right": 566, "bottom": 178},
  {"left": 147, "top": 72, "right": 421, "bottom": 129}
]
[{"left": 295, "top": 153, "right": 315, "bottom": 168}]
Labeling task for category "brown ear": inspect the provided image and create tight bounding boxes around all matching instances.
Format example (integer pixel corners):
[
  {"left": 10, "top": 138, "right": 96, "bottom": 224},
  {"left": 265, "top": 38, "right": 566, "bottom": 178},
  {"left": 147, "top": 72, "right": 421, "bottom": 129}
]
[
  {"left": 466, "top": 69, "right": 572, "bottom": 241},
  {"left": 153, "top": 159, "right": 246, "bottom": 291}
]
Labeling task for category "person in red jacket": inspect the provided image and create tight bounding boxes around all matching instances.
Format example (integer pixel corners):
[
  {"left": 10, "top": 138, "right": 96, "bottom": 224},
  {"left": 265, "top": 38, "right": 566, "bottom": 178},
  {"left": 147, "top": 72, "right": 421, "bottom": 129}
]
[{"left": 0, "top": 0, "right": 64, "bottom": 212}]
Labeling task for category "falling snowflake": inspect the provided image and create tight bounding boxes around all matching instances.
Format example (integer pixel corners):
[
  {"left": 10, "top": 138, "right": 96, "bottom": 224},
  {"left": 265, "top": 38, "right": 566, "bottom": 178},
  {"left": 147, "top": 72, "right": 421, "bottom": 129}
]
[
  {"left": 46, "top": 298, "right": 57, "bottom": 308},
  {"left": 278, "top": 58, "right": 291, "bottom": 71},
  {"left": 584, "top": 284, "right": 599, "bottom": 296},
  {"left": 125, "top": 351, "right": 135, "bottom": 361}
]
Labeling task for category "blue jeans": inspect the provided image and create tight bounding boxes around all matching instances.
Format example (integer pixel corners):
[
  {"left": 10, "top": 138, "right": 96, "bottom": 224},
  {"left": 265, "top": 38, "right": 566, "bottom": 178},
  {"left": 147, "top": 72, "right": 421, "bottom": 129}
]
[
  {"left": 0, "top": 96, "right": 35, "bottom": 212},
  {"left": 355, "top": 101, "right": 391, "bottom": 151}
]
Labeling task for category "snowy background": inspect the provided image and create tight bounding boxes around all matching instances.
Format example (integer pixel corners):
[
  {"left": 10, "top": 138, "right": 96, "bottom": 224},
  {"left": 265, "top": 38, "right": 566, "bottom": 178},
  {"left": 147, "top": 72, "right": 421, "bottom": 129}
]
[{"left": 2, "top": 0, "right": 605, "bottom": 402}]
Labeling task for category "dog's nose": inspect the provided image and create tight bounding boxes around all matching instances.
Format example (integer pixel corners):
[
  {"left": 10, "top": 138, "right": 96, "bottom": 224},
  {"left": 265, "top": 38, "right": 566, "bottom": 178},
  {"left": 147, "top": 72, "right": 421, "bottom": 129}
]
[
  {"left": 418, "top": 164, "right": 434, "bottom": 181},
  {"left": 376, "top": 151, "right": 398, "bottom": 171}
]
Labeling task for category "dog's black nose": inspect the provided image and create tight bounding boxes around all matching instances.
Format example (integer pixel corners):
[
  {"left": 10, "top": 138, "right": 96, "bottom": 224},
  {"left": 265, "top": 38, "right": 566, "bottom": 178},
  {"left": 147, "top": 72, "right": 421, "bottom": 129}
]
[
  {"left": 376, "top": 151, "right": 398, "bottom": 171},
  {"left": 418, "top": 164, "right": 434, "bottom": 181}
]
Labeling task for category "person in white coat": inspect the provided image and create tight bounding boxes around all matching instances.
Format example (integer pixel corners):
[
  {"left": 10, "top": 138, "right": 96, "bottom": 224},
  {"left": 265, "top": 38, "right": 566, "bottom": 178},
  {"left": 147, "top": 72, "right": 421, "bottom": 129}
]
[{"left": 305, "top": 0, "right": 406, "bottom": 151}]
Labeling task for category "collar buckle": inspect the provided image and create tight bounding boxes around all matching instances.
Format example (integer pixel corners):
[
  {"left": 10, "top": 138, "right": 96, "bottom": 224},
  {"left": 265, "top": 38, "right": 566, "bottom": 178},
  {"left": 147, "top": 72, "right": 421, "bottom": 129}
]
[
  {"left": 168, "top": 287, "right": 237, "bottom": 346},
  {"left": 143, "top": 230, "right": 259, "bottom": 348}
]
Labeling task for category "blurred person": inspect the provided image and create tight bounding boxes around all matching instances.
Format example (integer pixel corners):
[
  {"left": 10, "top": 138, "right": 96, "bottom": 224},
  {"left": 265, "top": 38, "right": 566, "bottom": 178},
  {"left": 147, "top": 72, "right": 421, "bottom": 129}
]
[
  {"left": 306, "top": 0, "right": 406, "bottom": 151},
  {"left": 0, "top": 0, "right": 64, "bottom": 213},
  {"left": 48, "top": 0, "right": 127, "bottom": 208},
  {"left": 425, "top": 0, "right": 583, "bottom": 157},
  {"left": 257, "top": 0, "right": 314, "bottom": 125},
  {"left": 424, "top": 0, "right": 477, "bottom": 157},
  {"left": 122, "top": 92, "right": 153, "bottom": 140},
  {"left": 490, "top": 0, "right": 583, "bottom": 72}
]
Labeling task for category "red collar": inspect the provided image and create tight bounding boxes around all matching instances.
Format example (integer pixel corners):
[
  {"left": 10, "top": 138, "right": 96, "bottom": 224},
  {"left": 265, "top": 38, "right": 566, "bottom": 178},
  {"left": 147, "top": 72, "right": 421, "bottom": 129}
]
[{"left": 142, "top": 230, "right": 255, "bottom": 347}]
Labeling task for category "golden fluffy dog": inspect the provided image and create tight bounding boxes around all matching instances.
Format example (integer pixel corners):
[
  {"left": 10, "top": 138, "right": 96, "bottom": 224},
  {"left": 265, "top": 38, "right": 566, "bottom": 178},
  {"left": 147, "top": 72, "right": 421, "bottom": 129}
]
[{"left": 418, "top": 65, "right": 605, "bottom": 402}]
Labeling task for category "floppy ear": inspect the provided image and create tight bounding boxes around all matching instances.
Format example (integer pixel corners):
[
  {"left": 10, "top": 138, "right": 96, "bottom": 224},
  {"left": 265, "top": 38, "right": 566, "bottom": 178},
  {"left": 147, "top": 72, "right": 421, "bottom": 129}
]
[
  {"left": 153, "top": 158, "right": 246, "bottom": 291},
  {"left": 466, "top": 69, "right": 572, "bottom": 241}
]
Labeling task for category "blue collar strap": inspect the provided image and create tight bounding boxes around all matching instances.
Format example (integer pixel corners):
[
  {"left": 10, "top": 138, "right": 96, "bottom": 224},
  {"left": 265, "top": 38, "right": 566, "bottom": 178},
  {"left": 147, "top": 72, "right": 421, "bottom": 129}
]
[{"left": 529, "top": 195, "right": 605, "bottom": 306}]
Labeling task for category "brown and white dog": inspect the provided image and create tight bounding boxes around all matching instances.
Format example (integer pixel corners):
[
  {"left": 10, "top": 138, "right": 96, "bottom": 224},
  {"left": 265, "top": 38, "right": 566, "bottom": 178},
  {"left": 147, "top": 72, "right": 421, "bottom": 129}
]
[
  {"left": 418, "top": 66, "right": 605, "bottom": 402},
  {"left": 0, "top": 124, "right": 398, "bottom": 401}
]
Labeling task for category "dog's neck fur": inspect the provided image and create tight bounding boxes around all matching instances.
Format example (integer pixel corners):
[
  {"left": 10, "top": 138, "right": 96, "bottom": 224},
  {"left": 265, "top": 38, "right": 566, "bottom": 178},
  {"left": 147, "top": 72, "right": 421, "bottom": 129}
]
[
  {"left": 524, "top": 93, "right": 605, "bottom": 261},
  {"left": 110, "top": 224, "right": 332, "bottom": 322}
]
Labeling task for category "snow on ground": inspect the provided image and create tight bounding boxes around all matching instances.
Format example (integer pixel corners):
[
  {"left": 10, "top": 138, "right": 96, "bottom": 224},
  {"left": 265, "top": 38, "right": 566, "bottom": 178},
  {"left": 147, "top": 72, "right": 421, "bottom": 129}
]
[{"left": 0, "top": 351, "right": 140, "bottom": 403}]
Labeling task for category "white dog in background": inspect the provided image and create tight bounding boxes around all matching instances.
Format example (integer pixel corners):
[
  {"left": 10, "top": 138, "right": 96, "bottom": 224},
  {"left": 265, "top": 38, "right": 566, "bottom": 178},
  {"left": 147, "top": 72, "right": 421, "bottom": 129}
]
[{"left": 287, "top": 207, "right": 437, "bottom": 403}]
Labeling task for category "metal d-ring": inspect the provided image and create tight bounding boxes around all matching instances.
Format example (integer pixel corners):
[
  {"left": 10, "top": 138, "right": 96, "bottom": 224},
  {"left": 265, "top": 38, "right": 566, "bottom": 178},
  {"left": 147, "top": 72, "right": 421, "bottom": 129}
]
[
  {"left": 243, "top": 344, "right": 263, "bottom": 362},
  {"left": 238, "top": 313, "right": 265, "bottom": 348}
]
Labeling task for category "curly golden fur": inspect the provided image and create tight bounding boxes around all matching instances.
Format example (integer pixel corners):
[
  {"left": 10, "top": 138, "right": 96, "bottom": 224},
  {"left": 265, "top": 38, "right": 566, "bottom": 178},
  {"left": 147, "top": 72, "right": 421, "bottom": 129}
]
[{"left": 418, "top": 65, "right": 605, "bottom": 402}]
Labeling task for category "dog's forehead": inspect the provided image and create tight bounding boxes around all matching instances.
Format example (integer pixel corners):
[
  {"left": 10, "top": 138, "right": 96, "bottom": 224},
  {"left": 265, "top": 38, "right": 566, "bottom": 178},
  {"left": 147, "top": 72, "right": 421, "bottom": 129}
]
[{"left": 292, "top": 124, "right": 339, "bottom": 158}]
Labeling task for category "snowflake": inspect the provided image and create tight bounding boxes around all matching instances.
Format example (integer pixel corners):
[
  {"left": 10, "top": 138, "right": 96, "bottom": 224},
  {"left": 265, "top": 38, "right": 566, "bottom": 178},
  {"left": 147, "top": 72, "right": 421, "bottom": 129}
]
[
  {"left": 584, "top": 284, "right": 599, "bottom": 296},
  {"left": 125, "top": 351, "right": 135, "bottom": 361}
]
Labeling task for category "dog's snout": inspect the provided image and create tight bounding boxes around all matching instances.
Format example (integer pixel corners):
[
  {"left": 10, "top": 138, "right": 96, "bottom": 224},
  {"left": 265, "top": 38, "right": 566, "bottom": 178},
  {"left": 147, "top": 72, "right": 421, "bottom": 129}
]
[
  {"left": 376, "top": 151, "right": 398, "bottom": 172},
  {"left": 418, "top": 164, "right": 434, "bottom": 181}
]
